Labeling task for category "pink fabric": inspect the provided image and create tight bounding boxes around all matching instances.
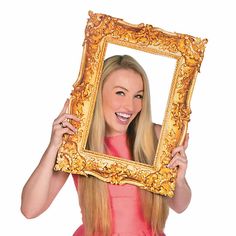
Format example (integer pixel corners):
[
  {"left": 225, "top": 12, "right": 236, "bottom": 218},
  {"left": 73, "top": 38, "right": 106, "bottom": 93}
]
[{"left": 72, "top": 134, "right": 165, "bottom": 236}]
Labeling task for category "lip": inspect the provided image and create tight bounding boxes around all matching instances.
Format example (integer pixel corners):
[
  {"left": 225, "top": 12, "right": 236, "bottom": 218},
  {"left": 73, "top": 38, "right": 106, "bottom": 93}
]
[{"left": 115, "top": 112, "right": 132, "bottom": 125}]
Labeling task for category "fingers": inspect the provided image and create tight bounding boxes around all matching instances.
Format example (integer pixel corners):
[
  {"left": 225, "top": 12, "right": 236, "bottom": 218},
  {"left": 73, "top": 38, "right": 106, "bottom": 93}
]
[
  {"left": 59, "top": 120, "right": 77, "bottom": 133},
  {"left": 54, "top": 114, "right": 80, "bottom": 126},
  {"left": 172, "top": 145, "right": 186, "bottom": 158},
  {"left": 168, "top": 140, "right": 188, "bottom": 169},
  {"left": 59, "top": 99, "right": 69, "bottom": 115},
  {"left": 50, "top": 121, "right": 75, "bottom": 149},
  {"left": 53, "top": 114, "right": 79, "bottom": 138},
  {"left": 49, "top": 99, "right": 80, "bottom": 149},
  {"left": 53, "top": 99, "right": 80, "bottom": 126},
  {"left": 58, "top": 126, "right": 75, "bottom": 136},
  {"left": 53, "top": 123, "right": 75, "bottom": 135},
  {"left": 53, "top": 99, "right": 80, "bottom": 134},
  {"left": 183, "top": 133, "right": 189, "bottom": 150},
  {"left": 167, "top": 152, "right": 187, "bottom": 169},
  {"left": 167, "top": 134, "right": 189, "bottom": 181},
  {"left": 54, "top": 99, "right": 70, "bottom": 123},
  {"left": 171, "top": 133, "right": 189, "bottom": 157}
]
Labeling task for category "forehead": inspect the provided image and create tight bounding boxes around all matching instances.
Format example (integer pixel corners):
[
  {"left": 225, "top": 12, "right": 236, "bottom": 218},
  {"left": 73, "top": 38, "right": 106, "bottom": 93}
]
[{"left": 104, "top": 68, "right": 143, "bottom": 89}]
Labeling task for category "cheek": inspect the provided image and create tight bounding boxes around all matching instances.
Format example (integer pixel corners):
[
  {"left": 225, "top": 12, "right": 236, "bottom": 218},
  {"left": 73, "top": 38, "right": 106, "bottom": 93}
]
[
  {"left": 103, "top": 94, "right": 121, "bottom": 112},
  {"left": 134, "top": 100, "right": 143, "bottom": 112},
  {"left": 111, "top": 99, "right": 122, "bottom": 110}
]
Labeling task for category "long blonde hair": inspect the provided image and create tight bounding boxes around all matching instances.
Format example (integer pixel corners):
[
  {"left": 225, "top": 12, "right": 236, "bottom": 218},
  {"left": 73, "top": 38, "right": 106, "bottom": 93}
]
[{"left": 78, "top": 55, "right": 169, "bottom": 236}]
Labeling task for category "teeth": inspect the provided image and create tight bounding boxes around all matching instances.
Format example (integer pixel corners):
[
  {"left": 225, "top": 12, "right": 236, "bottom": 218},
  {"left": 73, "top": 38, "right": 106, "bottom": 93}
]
[{"left": 116, "top": 112, "right": 131, "bottom": 119}]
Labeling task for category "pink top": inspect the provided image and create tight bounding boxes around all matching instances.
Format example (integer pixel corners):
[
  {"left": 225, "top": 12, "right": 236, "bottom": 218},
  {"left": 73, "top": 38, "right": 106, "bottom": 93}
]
[{"left": 72, "top": 134, "right": 165, "bottom": 236}]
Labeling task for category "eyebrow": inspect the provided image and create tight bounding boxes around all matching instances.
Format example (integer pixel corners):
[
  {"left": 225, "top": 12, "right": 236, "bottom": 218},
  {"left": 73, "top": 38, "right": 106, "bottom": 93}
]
[{"left": 113, "top": 86, "right": 144, "bottom": 93}]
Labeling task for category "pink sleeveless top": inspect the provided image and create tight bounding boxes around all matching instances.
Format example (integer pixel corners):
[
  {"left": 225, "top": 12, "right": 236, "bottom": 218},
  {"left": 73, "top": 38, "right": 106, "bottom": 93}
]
[{"left": 72, "top": 134, "right": 166, "bottom": 236}]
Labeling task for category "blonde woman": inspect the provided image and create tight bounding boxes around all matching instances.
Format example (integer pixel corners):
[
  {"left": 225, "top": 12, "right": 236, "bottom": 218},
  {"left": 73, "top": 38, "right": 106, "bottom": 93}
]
[{"left": 21, "top": 55, "right": 191, "bottom": 236}]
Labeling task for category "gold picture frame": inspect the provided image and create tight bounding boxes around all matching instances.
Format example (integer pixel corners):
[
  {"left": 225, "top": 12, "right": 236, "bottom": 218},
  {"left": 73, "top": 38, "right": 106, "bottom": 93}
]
[{"left": 54, "top": 11, "right": 207, "bottom": 197}]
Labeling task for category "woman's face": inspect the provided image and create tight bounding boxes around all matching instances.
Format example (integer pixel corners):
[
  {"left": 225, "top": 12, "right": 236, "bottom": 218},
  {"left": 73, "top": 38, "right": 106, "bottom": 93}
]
[{"left": 102, "top": 68, "right": 144, "bottom": 137}]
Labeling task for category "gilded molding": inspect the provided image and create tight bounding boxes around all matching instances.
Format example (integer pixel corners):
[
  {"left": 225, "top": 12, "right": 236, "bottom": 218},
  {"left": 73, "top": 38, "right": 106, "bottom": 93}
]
[{"left": 54, "top": 11, "right": 207, "bottom": 197}]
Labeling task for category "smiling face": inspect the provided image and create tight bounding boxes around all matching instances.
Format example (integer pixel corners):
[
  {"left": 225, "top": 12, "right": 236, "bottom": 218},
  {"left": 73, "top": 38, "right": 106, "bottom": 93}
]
[{"left": 102, "top": 68, "right": 144, "bottom": 137}]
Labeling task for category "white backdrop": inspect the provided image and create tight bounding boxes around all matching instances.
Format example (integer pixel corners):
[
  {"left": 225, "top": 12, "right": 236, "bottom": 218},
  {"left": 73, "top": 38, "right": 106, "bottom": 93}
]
[{"left": 1, "top": 0, "right": 236, "bottom": 235}]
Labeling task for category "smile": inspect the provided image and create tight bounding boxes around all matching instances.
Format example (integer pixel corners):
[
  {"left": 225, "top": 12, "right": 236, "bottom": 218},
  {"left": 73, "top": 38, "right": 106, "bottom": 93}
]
[{"left": 115, "top": 112, "right": 132, "bottom": 122}]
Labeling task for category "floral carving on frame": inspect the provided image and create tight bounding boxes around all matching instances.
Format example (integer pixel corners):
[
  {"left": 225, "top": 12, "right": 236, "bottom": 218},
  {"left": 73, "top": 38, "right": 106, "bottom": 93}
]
[{"left": 54, "top": 11, "right": 207, "bottom": 197}]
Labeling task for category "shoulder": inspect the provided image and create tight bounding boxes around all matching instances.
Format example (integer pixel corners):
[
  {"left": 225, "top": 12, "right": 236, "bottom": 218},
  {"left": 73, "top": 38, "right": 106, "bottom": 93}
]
[{"left": 153, "top": 123, "right": 162, "bottom": 139}]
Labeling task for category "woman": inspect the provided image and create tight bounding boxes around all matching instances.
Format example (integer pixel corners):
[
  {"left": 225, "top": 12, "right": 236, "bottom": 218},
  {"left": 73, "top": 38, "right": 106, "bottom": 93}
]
[{"left": 21, "top": 55, "right": 191, "bottom": 236}]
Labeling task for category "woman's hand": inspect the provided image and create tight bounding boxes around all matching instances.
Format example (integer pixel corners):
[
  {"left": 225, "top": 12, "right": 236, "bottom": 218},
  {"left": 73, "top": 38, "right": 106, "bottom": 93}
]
[
  {"left": 49, "top": 99, "right": 80, "bottom": 149},
  {"left": 167, "top": 134, "right": 189, "bottom": 183},
  {"left": 167, "top": 134, "right": 191, "bottom": 213}
]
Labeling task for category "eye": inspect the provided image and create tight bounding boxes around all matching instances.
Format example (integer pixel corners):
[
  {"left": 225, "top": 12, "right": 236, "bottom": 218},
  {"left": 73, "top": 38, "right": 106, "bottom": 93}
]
[
  {"left": 135, "top": 94, "right": 143, "bottom": 99},
  {"left": 116, "top": 91, "right": 125, "bottom": 96}
]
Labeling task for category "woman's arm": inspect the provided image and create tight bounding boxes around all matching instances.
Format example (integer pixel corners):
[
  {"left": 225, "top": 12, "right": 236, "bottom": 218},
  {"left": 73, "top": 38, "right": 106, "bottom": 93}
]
[
  {"left": 154, "top": 124, "right": 191, "bottom": 213},
  {"left": 21, "top": 100, "right": 79, "bottom": 218},
  {"left": 167, "top": 134, "right": 192, "bottom": 213},
  {"left": 167, "top": 177, "right": 191, "bottom": 213}
]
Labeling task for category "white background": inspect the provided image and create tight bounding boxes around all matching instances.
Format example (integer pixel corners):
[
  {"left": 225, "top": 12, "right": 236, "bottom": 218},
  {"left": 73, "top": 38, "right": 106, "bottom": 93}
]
[{"left": 0, "top": 0, "right": 236, "bottom": 235}]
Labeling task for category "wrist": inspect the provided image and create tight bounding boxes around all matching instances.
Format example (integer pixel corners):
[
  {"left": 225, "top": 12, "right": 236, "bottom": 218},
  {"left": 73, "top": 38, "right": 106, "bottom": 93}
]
[
  {"left": 41, "top": 143, "right": 60, "bottom": 164},
  {"left": 175, "top": 177, "right": 187, "bottom": 187},
  {"left": 48, "top": 141, "right": 61, "bottom": 152}
]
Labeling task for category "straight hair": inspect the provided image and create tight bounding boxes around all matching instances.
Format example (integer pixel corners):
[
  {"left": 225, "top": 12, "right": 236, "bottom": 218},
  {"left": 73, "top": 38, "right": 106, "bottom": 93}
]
[{"left": 78, "top": 55, "right": 169, "bottom": 236}]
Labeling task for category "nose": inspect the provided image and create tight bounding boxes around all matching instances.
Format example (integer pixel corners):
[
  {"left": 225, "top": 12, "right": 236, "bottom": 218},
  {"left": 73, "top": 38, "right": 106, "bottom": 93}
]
[{"left": 123, "top": 96, "right": 134, "bottom": 112}]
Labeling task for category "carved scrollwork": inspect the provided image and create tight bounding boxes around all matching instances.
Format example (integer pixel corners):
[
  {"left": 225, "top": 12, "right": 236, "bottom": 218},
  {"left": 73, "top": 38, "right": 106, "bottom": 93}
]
[{"left": 54, "top": 11, "right": 207, "bottom": 197}]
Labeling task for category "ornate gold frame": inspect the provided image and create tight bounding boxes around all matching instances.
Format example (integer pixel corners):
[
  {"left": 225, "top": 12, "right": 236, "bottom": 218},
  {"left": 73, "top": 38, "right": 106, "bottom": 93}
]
[{"left": 54, "top": 11, "right": 207, "bottom": 197}]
